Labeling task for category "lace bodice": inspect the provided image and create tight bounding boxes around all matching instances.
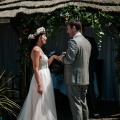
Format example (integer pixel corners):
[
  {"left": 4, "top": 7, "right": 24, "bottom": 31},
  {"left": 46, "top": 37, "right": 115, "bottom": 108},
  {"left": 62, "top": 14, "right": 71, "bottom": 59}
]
[{"left": 39, "top": 54, "right": 48, "bottom": 69}]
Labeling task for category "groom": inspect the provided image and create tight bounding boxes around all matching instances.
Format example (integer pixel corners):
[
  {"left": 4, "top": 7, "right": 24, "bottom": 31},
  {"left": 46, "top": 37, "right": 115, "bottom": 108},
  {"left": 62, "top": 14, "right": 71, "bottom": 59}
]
[{"left": 59, "top": 19, "right": 91, "bottom": 120}]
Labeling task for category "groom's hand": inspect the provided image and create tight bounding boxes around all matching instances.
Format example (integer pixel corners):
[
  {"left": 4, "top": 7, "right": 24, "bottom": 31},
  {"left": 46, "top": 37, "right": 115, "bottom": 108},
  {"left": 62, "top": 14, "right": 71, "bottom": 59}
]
[{"left": 62, "top": 52, "right": 66, "bottom": 56}]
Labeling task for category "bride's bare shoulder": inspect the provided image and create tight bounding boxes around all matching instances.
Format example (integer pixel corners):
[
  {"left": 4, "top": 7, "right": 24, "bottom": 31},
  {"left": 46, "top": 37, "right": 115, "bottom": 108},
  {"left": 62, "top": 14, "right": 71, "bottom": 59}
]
[
  {"left": 31, "top": 46, "right": 43, "bottom": 59},
  {"left": 32, "top": 46, "right": 41, "bottom": 52}
]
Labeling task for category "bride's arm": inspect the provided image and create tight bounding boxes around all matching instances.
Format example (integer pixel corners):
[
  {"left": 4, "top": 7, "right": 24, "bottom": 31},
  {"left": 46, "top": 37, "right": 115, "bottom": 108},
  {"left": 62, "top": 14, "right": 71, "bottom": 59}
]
[
  {"left": 48, "top": 55, "right": 59, "bottom": 66},
  {"left": 31, "top": 47, "right": 43, "bottom": 95}
]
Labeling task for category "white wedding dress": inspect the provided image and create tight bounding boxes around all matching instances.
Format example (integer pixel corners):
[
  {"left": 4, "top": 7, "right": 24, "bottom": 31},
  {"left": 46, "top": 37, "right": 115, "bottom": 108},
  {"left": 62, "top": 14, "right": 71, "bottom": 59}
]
[{"left": 17, "top": 54, "right": 57, "bottom": 120}]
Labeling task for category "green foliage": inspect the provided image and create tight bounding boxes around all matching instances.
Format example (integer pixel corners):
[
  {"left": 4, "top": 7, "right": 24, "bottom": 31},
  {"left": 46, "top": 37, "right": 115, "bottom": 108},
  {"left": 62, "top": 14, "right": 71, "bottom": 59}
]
[
  {"left": 46, "top": 6, "right": 105, "bottom": 50},
  {"left": 0, "top": 69, "right": 21, "bottom": 118}
]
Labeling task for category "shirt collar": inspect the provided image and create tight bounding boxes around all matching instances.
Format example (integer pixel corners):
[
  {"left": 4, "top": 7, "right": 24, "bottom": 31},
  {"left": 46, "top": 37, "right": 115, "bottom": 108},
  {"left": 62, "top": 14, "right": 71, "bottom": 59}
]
[{"left": 73, "top": 32, "right": 81, "bottom": 39}]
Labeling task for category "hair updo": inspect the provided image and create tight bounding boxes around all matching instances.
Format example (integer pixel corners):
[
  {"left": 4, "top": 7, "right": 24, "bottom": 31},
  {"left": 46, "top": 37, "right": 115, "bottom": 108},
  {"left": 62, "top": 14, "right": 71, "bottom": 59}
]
[{"left": 28, "top": 27, "right": 46, "bottom": 53}]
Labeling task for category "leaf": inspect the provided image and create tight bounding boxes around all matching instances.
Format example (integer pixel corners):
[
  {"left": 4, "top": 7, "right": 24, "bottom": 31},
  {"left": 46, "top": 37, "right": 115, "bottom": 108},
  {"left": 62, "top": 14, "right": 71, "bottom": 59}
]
[{"left": 0, "top": 70, "right": 21, "bottom": 117}]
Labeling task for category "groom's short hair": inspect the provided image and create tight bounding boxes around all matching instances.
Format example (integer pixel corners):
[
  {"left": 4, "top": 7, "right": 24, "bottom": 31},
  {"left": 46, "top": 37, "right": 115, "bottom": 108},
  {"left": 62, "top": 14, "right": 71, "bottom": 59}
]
[{"left": 67, "top": 19, "right": 82, "bottom": 32}]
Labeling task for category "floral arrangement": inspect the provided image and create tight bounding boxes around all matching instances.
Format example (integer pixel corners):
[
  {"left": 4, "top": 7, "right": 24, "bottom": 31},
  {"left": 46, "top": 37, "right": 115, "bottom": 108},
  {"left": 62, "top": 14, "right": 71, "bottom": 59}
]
[
  {"left": 28, "top": 27, "right": 46, "bottom": 40},
  {"left": 28, "top": 34, "right": 35, "bottom": 40}
]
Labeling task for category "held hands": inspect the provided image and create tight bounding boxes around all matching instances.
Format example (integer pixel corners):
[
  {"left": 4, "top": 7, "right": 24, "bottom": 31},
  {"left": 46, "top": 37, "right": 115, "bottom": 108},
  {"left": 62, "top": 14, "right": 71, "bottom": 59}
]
[
  {"left": 51, "top": 52, "right": 66, "bottom": 61},
  {"left": 57, "top": 52, "right": 66, "bottom": 61},
  {"left": 53, "top": 55, "right": 62, "bottom": 61},
  {"left": 58, "top": 52, "right": 66, "bottom": 61},
  {"left": 58, "top": 55, "right": 62, "bottom": 61},
  {"left": 48, "top": 55, "right": 60, "bottom": 66}
]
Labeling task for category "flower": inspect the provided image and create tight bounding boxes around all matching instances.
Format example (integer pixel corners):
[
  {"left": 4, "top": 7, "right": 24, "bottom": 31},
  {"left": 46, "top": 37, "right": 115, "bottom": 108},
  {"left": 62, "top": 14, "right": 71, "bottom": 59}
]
[
  {"left": 36, "top": 27, "right": 46, "bottom": 35},
  {"left": 19, "top": 38, "right": 22, "bottom": 43},
  {"left": 65, "top": 12, "right": 69, "bottom": 16},
  {"left": 28, "top": 27, "right": 46, "bottom": 40},
  {"left": 60, "top": 13, "right": 63, "bottom": 17},
  {"left": 28, "top": 34, "right": 35, "bottom": 40},
  {"left": 100, "top": 31, "right": 104, "bottom": 35},
  {"left": 23, "top": 29, "right": 29, "bottom": 35}
]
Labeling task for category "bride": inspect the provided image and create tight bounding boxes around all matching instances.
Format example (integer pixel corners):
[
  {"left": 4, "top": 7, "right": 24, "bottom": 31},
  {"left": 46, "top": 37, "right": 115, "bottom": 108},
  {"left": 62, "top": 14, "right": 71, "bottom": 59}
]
[{"left": 17, "top": 27, "right": 58, "bottom": 120}]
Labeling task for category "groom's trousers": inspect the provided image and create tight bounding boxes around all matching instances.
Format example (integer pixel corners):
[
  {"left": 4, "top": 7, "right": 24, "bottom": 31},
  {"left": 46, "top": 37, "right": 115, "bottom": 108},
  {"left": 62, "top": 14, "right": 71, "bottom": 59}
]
[{"left": 67, "top": 85, "right": 89, "bottom": 120}]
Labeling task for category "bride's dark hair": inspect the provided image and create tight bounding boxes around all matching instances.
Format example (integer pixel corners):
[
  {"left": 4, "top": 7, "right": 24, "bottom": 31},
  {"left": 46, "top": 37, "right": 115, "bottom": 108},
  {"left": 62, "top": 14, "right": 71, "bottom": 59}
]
[{"left": 28, "top": 27, "right": 46, "bottom": 53}]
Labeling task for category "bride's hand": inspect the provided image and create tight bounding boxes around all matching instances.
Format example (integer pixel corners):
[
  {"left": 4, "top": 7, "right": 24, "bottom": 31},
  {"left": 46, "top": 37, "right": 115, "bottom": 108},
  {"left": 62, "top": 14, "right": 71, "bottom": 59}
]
[
  {"left": 52, "top": 55, "right": 60, "bottom": 61},
  {"left": 38, "top": 85, "right": 43, "bottom": 95}
]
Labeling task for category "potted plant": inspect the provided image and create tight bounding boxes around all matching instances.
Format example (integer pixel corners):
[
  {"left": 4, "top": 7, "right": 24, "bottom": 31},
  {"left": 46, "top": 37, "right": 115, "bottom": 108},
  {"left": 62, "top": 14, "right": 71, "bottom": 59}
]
[{"left": 0, "top": 69, "right": 21, "bottom": 119}]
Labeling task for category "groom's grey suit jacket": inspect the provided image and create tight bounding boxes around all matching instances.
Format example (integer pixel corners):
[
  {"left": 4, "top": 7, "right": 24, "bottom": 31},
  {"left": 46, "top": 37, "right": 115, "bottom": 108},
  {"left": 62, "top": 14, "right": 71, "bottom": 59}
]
[{"left": 62, "top": 33, "right": 91, "bottom": 85}]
